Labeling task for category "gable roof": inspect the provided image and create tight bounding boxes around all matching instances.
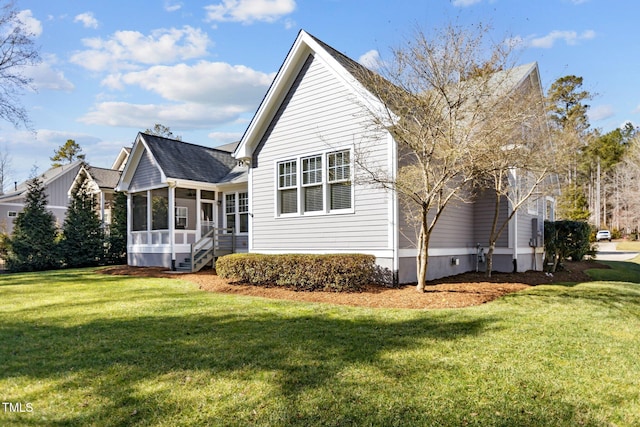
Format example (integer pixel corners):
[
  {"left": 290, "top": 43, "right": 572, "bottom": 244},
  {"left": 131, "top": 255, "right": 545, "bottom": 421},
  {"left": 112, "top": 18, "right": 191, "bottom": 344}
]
[
  {"left": 234, "top": 30, "right": 386, "bottom": 161},
  {"left": 0, "top": 160, "right": 83, "bottom": 201},
  {"left": 142, "top": 133, "right": 237, "bottom": 183},
  {"left": 85, "top": 166, "right": 122, "bottom": 189},
  {"left": 117, "top": 133, "right": 241, "bottom": 191}
]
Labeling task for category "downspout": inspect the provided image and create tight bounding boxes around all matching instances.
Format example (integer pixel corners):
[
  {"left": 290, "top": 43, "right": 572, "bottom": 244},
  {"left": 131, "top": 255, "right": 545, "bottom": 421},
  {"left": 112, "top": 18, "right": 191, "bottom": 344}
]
[
  {"left": 511, "top": 168, "right": 518, "bottom": 273},
  {"left": 168, "top": 183, "right": 176, "bottom": 270},
  {"left": 391, "top": 134, "right": 399, "bottom": 285}
]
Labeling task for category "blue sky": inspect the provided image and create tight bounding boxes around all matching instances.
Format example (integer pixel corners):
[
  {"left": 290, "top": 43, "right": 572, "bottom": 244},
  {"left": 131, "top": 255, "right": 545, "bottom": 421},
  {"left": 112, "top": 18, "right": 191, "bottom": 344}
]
[{"left": 3, "top": 0, "right": 638, "bottom": 185}]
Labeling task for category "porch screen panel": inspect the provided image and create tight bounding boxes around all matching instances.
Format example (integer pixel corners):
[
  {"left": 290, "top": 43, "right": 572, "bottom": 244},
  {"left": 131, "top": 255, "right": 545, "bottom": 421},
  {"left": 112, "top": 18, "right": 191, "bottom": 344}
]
[
  {"left": 132, "top": 193, "right": 147, "bottom": 231},
  {"left": 151, "top": 188, "right": 169, "bottom": 230}
]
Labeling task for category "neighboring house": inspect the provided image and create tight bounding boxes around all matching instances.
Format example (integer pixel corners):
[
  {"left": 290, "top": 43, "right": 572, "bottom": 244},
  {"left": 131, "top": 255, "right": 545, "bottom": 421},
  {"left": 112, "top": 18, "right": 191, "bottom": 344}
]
[
  {"left": 231, "top": 30, "right": 552, "bottom": 283},
  {"left": 0, "top": 161, "right": 83, "bottom": 235},
  {"left": 68, "top": 164, "right": 123, "bottom": 229},
  {"left": 115, "top": 133, "right": 248, "bottom": 270},
  {"left": 112, "top": 147, "right": 131, "bottom": 172}
]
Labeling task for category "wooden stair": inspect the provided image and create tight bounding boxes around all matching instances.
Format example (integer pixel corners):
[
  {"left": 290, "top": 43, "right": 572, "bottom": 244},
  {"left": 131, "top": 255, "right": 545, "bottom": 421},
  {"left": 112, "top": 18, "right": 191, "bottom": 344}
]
[{"left": 175, "top": 227, "right": 236, "bottom": 273}]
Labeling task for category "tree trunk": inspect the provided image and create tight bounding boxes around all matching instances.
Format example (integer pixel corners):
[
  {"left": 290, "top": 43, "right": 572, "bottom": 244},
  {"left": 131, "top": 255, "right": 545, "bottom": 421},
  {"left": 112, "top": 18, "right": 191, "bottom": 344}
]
[
  {"left": 416, "top": 206, "right": 429, "bottom": 292},
  {"left": 486, "top": 241, "right": 495, "bottom": 278}
]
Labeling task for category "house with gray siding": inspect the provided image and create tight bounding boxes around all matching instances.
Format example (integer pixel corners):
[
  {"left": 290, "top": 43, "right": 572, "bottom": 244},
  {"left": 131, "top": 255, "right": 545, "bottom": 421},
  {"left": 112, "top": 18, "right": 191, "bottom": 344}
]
[
  {"left": 119, "top": 31, "right": 552, "bottom": 283},
  {"left": 116, "top": 133, "right": 248, "bottom": 270},
  {"left": 0, "top": 161, "right": 83, "bottom": 235},
  {"left": 232, "top": 30, "right": 551, "bottom": 283}
]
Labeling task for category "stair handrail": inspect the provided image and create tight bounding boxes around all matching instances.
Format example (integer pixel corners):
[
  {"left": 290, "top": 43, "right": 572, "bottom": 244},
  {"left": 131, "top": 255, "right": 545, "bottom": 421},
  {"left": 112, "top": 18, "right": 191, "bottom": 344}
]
[
  {"left": 189, "top": 227, "right": 236, "bottom": 273},
  {"left": 190, "top": 228, "right": 216, "bottom": 272}
]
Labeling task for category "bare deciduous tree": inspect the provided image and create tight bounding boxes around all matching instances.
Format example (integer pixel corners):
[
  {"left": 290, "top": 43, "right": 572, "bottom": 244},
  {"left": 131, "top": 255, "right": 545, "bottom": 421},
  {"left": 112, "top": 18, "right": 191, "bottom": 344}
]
[
  {"left": 0, "top": 1, "right": 41, "bottom": 128},
  {"left": 354, "top": 23, "right": 542, "bottom": 290},
  {"left": 471, "top": 67, "right": 556, "bottom": 276}
]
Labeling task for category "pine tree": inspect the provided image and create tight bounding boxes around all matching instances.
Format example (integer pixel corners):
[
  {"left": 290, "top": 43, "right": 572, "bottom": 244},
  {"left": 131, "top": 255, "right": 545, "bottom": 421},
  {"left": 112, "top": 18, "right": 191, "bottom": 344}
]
[
  {"left": 105, "top": 191, "right": 127, "bottom": 264},
  {"left": 7, "top": 177, "right": 59, "bottom": 271},
  {"left": 60, "top": 175, "right": 104, "bottom": 267}
]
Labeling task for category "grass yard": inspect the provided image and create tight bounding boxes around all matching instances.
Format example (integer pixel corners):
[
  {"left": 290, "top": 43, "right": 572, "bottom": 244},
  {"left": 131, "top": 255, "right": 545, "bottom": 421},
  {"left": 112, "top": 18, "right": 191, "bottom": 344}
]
[
  {"left": 1, "top": 263, "right": 639, "bottom": 426},
  {"left": 616, "top": 241, "right": 640, "bottom": 252}
]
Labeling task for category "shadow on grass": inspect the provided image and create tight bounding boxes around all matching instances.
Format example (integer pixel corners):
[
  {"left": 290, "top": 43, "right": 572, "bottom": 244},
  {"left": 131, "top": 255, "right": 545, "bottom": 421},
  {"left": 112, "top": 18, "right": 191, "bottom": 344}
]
[{"left": 0, "top": 307, "right": 607, "bottom": 426}]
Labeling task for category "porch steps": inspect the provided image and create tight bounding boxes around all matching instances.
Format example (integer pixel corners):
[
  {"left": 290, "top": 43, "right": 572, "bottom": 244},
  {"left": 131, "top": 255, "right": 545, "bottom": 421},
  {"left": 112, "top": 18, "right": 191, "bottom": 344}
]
[
  {"left": 175, "top": 227, "right": 236, "bottom": 273},
  {"left": 175, "top": 249, "right": 233, "bottom": 272}
]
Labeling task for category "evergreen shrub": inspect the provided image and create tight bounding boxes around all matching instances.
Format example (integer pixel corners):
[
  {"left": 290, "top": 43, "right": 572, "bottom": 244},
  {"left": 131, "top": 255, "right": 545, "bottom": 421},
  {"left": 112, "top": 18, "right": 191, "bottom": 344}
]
[{"left": 216, "top": 253, "right": 377, "bottom": 292}]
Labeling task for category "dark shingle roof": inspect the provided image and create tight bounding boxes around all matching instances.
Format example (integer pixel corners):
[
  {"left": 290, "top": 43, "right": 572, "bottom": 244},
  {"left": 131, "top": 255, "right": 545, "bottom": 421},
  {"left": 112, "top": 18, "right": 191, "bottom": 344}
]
[
  {"left": 86, "top": 166, "right": 122, "bottom": 189},
  {"left": 141, "top": 133, "right": 237, "bottom": 183}
]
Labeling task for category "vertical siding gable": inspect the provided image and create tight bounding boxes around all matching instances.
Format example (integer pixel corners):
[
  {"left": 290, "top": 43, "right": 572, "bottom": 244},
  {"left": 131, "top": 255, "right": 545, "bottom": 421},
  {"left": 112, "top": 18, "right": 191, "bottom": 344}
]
[
  {"left": 130, "top": 148, "right": 164, "bottom": 192},
  {"left": 44, "top": 163, "right": 82, "bottom": 207}
]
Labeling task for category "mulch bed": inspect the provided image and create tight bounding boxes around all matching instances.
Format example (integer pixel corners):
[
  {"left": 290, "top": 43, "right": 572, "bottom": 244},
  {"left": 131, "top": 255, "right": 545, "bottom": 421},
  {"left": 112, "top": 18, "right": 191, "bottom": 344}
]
[{"left": 98, "top": 260, "right": 607, "bottom": 310}]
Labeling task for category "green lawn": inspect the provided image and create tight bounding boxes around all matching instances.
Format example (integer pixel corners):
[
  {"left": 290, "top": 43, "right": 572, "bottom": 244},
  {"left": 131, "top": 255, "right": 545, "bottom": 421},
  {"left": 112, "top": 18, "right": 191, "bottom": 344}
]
[{"left": 1, "top": 265, "right": 640, "bottom": 426}]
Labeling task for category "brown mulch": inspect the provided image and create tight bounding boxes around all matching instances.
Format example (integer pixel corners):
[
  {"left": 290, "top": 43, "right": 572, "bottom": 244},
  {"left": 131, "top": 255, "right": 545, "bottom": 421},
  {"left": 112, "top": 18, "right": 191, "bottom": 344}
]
[{"left": 98, "top": 260, "right": 608, "bottom": 310}]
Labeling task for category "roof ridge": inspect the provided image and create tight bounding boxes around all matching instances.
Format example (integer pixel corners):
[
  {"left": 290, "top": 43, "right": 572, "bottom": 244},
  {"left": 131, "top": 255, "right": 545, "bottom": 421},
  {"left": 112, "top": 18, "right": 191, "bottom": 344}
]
[{"left": 140, "top": 132, "right": 233, "bottom": 154}]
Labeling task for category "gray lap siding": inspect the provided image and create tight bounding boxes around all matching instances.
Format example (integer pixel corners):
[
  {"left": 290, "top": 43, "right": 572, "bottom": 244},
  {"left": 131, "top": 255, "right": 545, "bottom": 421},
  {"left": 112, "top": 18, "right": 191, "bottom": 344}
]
[{"left": 250, "top": 53, "right": 390, "bottom": 252}]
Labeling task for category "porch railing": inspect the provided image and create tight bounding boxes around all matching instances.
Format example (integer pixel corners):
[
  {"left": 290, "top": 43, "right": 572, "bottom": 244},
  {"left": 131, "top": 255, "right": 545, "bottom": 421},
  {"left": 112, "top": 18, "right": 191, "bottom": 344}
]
[{"left": 189, "top": 227, "right": 236, "bottom": 273}]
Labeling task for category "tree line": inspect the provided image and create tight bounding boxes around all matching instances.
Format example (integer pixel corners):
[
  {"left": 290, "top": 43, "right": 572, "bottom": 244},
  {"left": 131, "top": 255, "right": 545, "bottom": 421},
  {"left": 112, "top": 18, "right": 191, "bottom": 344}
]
[{"left": 547, "top": 76, "right": 640, "bottom": 237}]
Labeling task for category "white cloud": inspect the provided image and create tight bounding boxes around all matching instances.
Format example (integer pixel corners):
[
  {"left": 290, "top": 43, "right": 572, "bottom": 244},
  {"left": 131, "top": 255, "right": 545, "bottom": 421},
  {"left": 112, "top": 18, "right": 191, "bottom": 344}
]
[
  {"left": 16, "top": 10, "right": 42, "bottom": 37},
  {"left": 358, "top": 49, "right": 382, "bottom": 70},
  {"left": 208, "top": 131, "right": 244, "bottom": 144},
  {"left": 588, "top": 104, "right": 614, "bottom": 122},
  {"left": 528, "top": 30, "right": 596, "bottom": 48},
  {"left": 24, "top": 54, "right": 75, "bottom": 91},
  {"left": 164, "top": 1, "right": 183, "bottom": 12},
  {"left": 78, "top": 101, "right": 246, "bottom": 129},
  {"left": 452, "top": 0, "right": 482, "bottom": 6},
  {"left": 105, "top": 61, "right": 275, "bottom": 107},
  {"left": 633, "top": 105, "right": 640, "bottom": 114},
  {"left": 205, "top": 0, "right": 296, "bottom": 24},
  {"left": 74, "top": 12, "right": 99, "bottom": 29},
  {"left": 70, "top": 26, "right": 211, "bottom": 72}
]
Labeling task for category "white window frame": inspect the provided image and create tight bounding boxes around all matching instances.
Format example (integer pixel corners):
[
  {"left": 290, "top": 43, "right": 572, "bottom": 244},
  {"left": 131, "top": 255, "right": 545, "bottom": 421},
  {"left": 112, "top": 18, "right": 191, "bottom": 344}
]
[
  {"left": 7, "top": 211, "right": 17, "bottom": 217},
  {"left": 277, "top": 159, "right": 298, "bottom": 216},
  {"left": 224, "top": 191, "right": 249, "bottom": 234},
  {"left": 275, "top": 147, "right": 354, "bottom": 218},
  {"left": 175, "top": 206, "right": 188, "bottom": 229}
]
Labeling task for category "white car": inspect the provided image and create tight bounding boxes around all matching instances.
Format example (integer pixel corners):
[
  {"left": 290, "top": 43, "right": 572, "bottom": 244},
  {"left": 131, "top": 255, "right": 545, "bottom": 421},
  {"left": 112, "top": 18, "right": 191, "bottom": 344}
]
[{"left": 596, "top": 230, "right": 612, "bottom": 242}]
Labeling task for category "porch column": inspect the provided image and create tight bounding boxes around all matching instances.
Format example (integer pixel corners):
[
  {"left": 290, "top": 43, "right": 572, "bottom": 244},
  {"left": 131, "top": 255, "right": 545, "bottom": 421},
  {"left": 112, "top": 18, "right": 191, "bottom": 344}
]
[
  {"left": 126, "top": 193, "right": 132, "bottom": 254},
  {"left": 196, "top": 189, "right": 202, "bottom": 240},
  {"left": 146, "top": 190, "right": 152, "bottom": 244},
  {"left": 169, "top": 184, "right": 176, "bottom": 270},
  {"left": 100, "top": 191, "right": 106, "bottom": 227}
]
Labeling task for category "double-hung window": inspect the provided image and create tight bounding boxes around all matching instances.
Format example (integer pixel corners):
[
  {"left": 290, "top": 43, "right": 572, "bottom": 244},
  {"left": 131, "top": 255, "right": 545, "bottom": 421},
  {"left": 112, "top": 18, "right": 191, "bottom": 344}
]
[
  {"left": 175, "top": 206, "right": 188, "bottom": 229},
  {"left": 302, "top": 155, "right": 323, "bottom": 212},
  {"left": 328, "top": 150, "right": 352, "bottom": 210},
  {"left": 278, "top": 160, "right": 297, "bottom": 214},
  {"left": 276, "top": 148, "right": 352, "bottom": 216},
  {"left": 225, "top": 192, "right": 249, "bottom": 233}
]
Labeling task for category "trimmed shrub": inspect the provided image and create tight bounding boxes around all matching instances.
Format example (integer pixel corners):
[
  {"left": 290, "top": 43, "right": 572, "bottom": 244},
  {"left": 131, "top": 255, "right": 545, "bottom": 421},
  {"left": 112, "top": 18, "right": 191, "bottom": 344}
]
[
  {"left": 544, "top": 220, "right": 594, "bottom": 272},
  {"left": 216, "top": 253, "right": 377, "bottom": 292}
]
